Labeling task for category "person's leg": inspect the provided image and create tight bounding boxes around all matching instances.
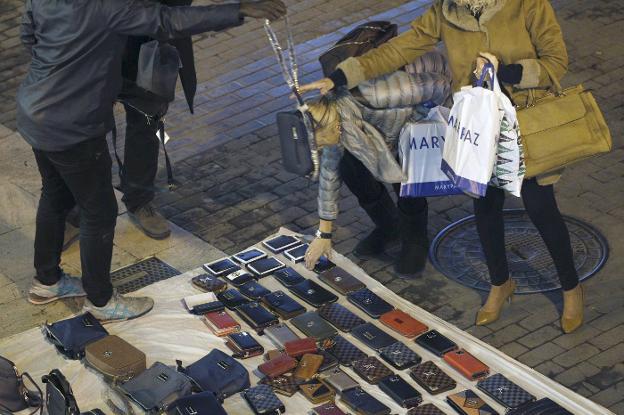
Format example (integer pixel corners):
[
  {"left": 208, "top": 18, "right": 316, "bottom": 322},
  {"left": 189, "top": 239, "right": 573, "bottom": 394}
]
[{"left": 393, "top": 185, "right": 429, "bottom": 277}]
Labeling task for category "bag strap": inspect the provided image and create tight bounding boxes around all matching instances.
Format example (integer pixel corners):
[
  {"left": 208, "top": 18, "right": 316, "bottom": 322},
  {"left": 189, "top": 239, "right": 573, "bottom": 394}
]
[
  {"left": 158, "top": 120, "right": 176, "bottom": 190},
  {"left": 111, "top": 121, "right": 126, "bottom": 189}
]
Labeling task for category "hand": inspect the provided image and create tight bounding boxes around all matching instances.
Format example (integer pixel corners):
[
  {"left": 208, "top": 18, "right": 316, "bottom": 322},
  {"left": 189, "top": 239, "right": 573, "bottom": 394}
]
[
  {"left": 240, "top": 0, "right": 286, "bottom": 21},
  {"left": 298, "top": 78, "right": 335, "bottom": 96},
  {"left": 305, "top": 238, "right": 332, "bottom": 270}
]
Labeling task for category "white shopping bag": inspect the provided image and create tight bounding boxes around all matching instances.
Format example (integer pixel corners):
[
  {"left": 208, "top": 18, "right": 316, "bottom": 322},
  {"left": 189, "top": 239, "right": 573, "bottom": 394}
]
[
  {"left": 398, "top": 106, "right": 463, "bottom": 197},
  {"left": 441, "top": 66, "right": 501, "bottom": 198}
]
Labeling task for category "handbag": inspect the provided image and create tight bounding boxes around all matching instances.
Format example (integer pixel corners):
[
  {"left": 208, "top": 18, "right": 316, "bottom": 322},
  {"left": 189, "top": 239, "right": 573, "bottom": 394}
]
[
  {"left": 42, "top": 369, "right": 93, "bottom": 415},
  {"left": 43, "top": 313, "right": 108, "bottom": 360},
  {"left": 517, "top": 65, "right": 612, "bottom": 177},
  {"left": 84, "top": 335, "right": 147, "bottom": 383},
  {"left": 0, "top": 356, "right": 42, "bottom": 414},
  {"left": 165, "top": 391, "right": 227, "bottom": 415},
  {"left": 136, "top": 40, "right": 181, "bottom": 102}
]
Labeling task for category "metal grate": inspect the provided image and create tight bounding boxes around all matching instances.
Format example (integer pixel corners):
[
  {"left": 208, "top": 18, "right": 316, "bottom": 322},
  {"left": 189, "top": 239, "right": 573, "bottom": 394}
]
[
  {"left": 430, "top": 209, "right": 609, "bottom": 294},
  {"left": 110, "top": 257, "right": 180, "bottom": 294}
]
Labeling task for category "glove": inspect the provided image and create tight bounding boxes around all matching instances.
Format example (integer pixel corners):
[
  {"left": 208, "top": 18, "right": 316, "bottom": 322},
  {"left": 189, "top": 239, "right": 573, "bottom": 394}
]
[{"left": 240, "top": 0, "right": 287, "bottom": 21}]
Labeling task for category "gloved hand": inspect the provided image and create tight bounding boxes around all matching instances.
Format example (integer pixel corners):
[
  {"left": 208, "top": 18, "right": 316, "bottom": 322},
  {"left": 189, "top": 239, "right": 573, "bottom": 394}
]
[
  {"left": 305, "top": 238, "right": 332, "bottom": 270},
  {"left": 240, "top": 0, "right": 287, "bottom": 21}
]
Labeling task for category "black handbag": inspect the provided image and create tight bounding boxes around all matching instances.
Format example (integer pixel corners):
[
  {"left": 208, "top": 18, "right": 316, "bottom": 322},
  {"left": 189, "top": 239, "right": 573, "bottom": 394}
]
[
  {"left": 42, "top": 370, "right": 80, "bottom": 415},
  {"left": 43, "top": 313, "right": 108, "bottom": 360},
  {"left": 136, "top": 40, "right": 181, "bottom": 102},
  {"left": 277, "top": 111, "right": 317, "bottom": 177},
  {"left": 0, "top": 356, "right": 42, "bottom": 415}
]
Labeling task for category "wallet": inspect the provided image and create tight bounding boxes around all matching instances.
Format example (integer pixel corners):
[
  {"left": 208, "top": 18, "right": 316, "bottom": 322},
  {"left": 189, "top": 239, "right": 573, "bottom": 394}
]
[
  {"left": 299, "top": 379, "right": 335, "bottom": 404},
  {"left": 284, "top": 337, "right": 318, "bottom": 358},
  {"left": 347, "top": 288, "right": 393, "bottom": 318},
  {"left": 191, "top": 273, "right": 227, "bottom": 293},
  {"left": 264, "top": 324, "right": 300, "bottom": 350},
  {"left": 273, "top": 267, "right": 306, "bottom": 287},
  {"left": 264, "top": 349, "right": 284, "bottom": 361},
  {"left": 291, "top": 312, "right": 338, "bottom": 340},
  {"left": 239, "top": 280, "right": 272, "bottom": 300},
  {"left": 203, "top": 257, "right": 240, "bottom": 277},
  {"left": 222, "top": 269, "right": 255, "bottom": 287},
  {"left": 351, "top": 356, "right": 393, "bottom": 385},
  {"left": 506, "top": 398, "right": 573, "bottom": 415},
  {"left": 324, "top": 335, "right": 367, "bottom": 367},
  {"left": 318, "top": 303, "right": 366, "bottom": 333},
  {"left": 247, "top": 257, "right": 286, "bottom": 278},
  {"left": 447, "top": 389, "right": 499, "bottom": 415},
  {"left": 378, "top": 341, "right": 421, "bottom": 370},
  {"left": 318, "top": 267, "right": 365, "bottom": 295},
  {"left": 263, "top": 234, "right": 301, "bottom": 253},
  {"left": 311, "top": 402, "right": 348, "bottom": 415},
  {"left": 226, "top": 332, "right": 264, "bottom": 359},
  {"left": 258, "top": 354, "right": 298, "bottom": 379},
  {"left": 262, "top": 290, "right": 306, "bottom": 319},
  {"left": 379, "top": 309, "right": 428, "bottom": 339},
  {"left": 183, "top": 292, "right": 218, "bottom": 312},
  {"left": 321, "top": 368, "right": 359, "bottom": 394},
  {"left": 203, "top": 310, "right": 240, "bottom": 337},
  {"left": 187, "top": 301, "right": 224, "bottom": 315},
  {"left": 235, "top": 302, "right": 279, "bottom": 334},
  {"left": 407, "top": 403, "right": 446, "bottom": 415},
  {"left": 217, "top": 289, "right": 250, "bottom": 310},
  {"left": 350, "top": 323, "right": 397, "bottom": 351},
  {"left": 341, "top": 387, "right": 391, "bottom": 415},
  {"left": 477, "top": 374, "right": 535, "bottom": 411},
  {"left": 378, "top": 374, "right": 422, "bottom": 409},
  {"left": 259, "top": 374, "right": 300, "bottom": 397},
  {"left": 318, "top": 350, "right": 339, "bottom": 372},
  {"left": 444, "top": 349, "right": 490, "bottom": 381},
  {"left": 289, "top": 279, "right": 338, "bottom": 308},
  {"left": 409, "top": 361, "right": 457, "bottom": 395},
  {"left": 415, "top": 330, "right": 457, "bottom": 356},
  {"left": 242, "top": 384, "right": 285, "bottom": 415},
  {"left": 294, "top": 353, "right": 324, "bottom": 381}
]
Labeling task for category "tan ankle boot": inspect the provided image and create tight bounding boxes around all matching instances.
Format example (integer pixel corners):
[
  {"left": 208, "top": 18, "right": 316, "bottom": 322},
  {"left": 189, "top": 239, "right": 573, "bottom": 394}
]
[
  {"left": 476, "top": 279, "right": 516, "bottom": 326},
  {"left": 561, "top": 285, "right": 584, "bottom": 334}
]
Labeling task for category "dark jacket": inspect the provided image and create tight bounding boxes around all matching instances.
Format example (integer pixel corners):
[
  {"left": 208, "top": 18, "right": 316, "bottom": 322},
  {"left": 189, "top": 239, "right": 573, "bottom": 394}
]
[{"left": 17, "top": 0, "right": 243, "bottom": 151}]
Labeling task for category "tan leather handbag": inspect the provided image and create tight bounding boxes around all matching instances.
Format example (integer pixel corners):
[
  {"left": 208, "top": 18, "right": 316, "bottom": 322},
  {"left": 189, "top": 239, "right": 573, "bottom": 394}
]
[
  {"left": 517, "top": 66, "right": 612, "bottom": 178},
  {"left": 85, "top": 335, "right": 146, "bottom": 383}
]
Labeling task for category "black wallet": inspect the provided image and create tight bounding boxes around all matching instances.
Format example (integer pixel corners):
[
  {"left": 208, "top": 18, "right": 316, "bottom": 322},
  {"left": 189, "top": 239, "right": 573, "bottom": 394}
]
[
  {"left": 273, "top": 267, "right": 306, "bottom": 287},
  {"left": 477, "top": 374, "right": 535, "bottom": 411},
  {"left": 291, "top": 312, "right": 338, "bottom": 340},
  {"left": 378, "top": 341, "right": 421, "bottom": 370},
  {"left": 347, "top": 288, "right": 393, "bottom": 318},
  {"left": 318, "top": 350, "right": 339, "bottom": 372},
  {"left": 378, "top": 374, "right": 422, "bottom": 409},
  {"left": 415, "top": 330, "right": 457, "bottom": 356},
  {"left": 222, "top": 269, "right": 255, "bottom": 287},
  {"left": 506, "top": 398, "right": 573, "bottom": 415},
  {"left": 351, "top": 323, "right": 397, "bottom": 351},
  {"left": 239, "top": 281, "right": 272, "bottom": 300},
  {"left": 324, "top": 335, "right": 367, "bottom": 367},
  {"left": 289, "top": 279, "right": 338, "bottom": 308},
  {"left": 226, "top": 332, "right": 264, "bottom": 359},
  {"left": 341, "top": 387, "right": 391, "bottom": 415},
  {"left": 261, "top": 290, "right": 306, "bottom": 319},
  {"left": 318, "top": 303, "right": 366, "bottom": 332},
  {"left": 235, "top": 302, "right": 279, "bottom": 335},
  {"left": 242, "top": 384, "right": 285, "bottom": 415},
  {"left": 313, "top": 256, "right": 336, "bottom": 273},
  {"left": 217, "top": 289, "right": 251, "bottom": 310}
]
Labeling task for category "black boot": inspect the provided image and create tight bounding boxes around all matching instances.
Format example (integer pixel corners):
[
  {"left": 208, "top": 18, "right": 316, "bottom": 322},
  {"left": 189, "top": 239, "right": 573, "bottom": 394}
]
[
  {"left": 394, "top": 206, "right": 429, "bottom": 278},
  {"left": 353, "top": 191, "right": 400, "bottom": 259}
]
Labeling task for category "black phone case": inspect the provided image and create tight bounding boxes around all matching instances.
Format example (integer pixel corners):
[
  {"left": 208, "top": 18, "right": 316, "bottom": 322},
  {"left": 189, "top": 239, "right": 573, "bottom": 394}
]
[
  {"left": 415, "top": 330, "right": 457, "bottom": 356},
  {"left": 273, "top": 267, "right": 306, "bottom": 287},
  {"left": 378, "top": 341, "right": 421, "bottom": 370},
  {"left": 477, "top": 374, "right": 535, "bottom": 410},
  {"left": 291, "top": 312, "right": 338, "bottom": 340},
  {"left": 350, "top": 323, "right": 397, "bottom": 351},
  {"left": 235, "top": 302, "right": 279, "bottom": 334},
  {"left": 262, "top": 290, "right": 306, "bottom": 319},
  {"left": 228, "top": 332, "right": 264, "bottom": 358},
  {"left": 239, "top": 281, "right": 272, "bottom": 300},
  {"left": 378, "top": 374, "right": 422, "bottom": 409},
  {"left": 347, "top": 288, "right": 393, "bottom": 319},
  {"left": 289, "top": 279, "right": 338, "bottom": 308},
  {"left": 324, "top": 335, "right": 367, "bottom": 367},
  {"left": 341, "top": 387, "right": 391, "bottom": 415},
  {"left": 217, "top": 289, "right": 251, "bottom": 310}
]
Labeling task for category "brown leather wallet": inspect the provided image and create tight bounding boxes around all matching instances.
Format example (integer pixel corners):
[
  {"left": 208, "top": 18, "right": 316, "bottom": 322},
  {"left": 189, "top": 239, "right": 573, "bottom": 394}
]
[
  {"left": 294, "top": 353, "right": 324, "bottom": 381},
  {"left": 379, "top": 309, "right": 428, "bottom": 339},
  {"left": 299, "top": 379, "right": 336, "bottom": 404},
  {"left": 351, "top": 356, "right": 394, "bottom": 385},
  {"left": 443, "top": 349, "right": 490, "bottom": 381},
  {"left": 264, "top": 349, "right": 284, "bottom": 361},
  {"left": 258, "top": 354, "right": 298, "bottom": 379},
  {"left": 409, "top": 361, "right": 456, "bottom": 395},
  {"left": 318, "top": 267, "right": 365, "bottom": 295},
  {"left": 284, "top": 337, "right": 318, "bottom": 358}
]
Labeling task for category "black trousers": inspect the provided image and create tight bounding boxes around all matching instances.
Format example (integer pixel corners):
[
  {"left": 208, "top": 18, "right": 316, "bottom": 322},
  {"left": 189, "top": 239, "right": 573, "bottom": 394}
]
[
  {"left": 33, "top": 137, "right": 117, "bottom": 306},
  {"left": 120, "top": 104, "right": 160, "bottom": 212},
  {"left": 473, "top": 179, "right": 579, "bottom": 291}
]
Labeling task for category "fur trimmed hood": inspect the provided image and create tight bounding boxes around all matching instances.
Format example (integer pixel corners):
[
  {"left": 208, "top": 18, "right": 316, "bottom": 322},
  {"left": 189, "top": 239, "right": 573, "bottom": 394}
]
[{"left": 442, "top": 0, "right": 506, "bottom": 31}]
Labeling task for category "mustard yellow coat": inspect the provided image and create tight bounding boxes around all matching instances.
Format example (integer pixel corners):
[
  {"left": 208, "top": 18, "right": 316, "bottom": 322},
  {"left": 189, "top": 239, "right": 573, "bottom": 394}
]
[{"left": 337, "top": 0, "right": 568, "bottom": 184}]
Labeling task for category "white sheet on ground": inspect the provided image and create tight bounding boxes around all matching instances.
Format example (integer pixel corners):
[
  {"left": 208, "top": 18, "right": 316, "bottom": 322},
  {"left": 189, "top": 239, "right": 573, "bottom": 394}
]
[{"left": 0, "top": 228, "right": 612, "bottom": 415}]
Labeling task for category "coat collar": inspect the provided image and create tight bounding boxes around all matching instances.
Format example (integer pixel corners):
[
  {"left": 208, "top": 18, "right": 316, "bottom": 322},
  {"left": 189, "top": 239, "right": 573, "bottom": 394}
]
[{"left": 442, "top": 0, "right": 507, "bottom": 32}]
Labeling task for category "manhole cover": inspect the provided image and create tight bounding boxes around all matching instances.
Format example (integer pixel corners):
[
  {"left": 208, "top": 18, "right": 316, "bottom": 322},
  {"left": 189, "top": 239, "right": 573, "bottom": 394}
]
[
  {"left": 430, "top": 209, "right": 608, "bottom": 294},
  {"left": 111, "top": 257, "right": 180, "bottom": 294}
]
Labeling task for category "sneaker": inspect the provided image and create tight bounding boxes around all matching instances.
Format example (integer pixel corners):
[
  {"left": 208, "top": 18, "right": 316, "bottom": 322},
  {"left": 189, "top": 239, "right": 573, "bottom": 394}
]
[
  {"left": 83, "top": 290, "right": 154, "bottom": 323},
  {"left": 128, "top": 202, "right": 171, "bottom": 240},
  {"left": 62, "top": 221, "right": 80, "bottom": 251},
  {"left": 28, "top": 273, "right": 86, "bottom": 305}
]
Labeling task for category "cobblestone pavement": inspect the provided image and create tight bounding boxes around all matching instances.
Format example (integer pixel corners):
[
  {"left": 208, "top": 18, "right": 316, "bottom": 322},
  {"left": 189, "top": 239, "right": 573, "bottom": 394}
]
[{"left": 1, "top": 0, "right": 624, "bottom": 412}]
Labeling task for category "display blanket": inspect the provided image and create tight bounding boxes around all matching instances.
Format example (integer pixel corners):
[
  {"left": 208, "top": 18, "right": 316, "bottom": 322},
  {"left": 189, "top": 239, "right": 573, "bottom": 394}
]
[{"left": 0, "top": 228, "right": 612, "bottom": 415}]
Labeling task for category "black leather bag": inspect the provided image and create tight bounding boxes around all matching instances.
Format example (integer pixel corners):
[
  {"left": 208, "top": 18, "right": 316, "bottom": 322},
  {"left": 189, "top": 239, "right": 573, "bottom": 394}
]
[
  {"left": 165, "top": 391, "right": 227, "bottom": 415},
  {"left": 0, "top": 356, "right": 42, "bottom": 414},
  {"left": 42, "top": 370, "right": 80, "bottom": 415},
  {"left": 277, "top": 111, "right": 316, "bottom": 177},
  {"left": 136, "top": 40, "right": 181, "bottom": 102},
  {"left": 43, "top": 313, "right": 108, "bottom": 360},
  {"left": 319, "top": 21, "right": 398, "bottom": 76}
]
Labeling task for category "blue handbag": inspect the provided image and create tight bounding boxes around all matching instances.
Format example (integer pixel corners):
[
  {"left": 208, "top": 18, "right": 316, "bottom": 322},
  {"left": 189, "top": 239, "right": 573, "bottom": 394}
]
[
  {"left": 43, "top": 313, "right": 108, "bottom": 360},
  {"left": 165, "top": 391, "right": 227, "bottom": 415}
]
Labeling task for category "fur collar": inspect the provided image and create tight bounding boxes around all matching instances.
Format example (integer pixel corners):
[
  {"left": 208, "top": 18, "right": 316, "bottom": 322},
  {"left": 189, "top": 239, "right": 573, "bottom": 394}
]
[{"left": 442, "top": 0, "right": 507, "bottom": 31}]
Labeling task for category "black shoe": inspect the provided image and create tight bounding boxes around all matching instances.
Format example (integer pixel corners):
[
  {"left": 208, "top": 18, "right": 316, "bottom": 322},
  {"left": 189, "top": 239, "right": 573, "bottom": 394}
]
[
  {"left": 353, "top": 190, "right": 400, "bottom": 259},
  {"left": 354, "top": 228, "right": 400, "bottom": 259}
]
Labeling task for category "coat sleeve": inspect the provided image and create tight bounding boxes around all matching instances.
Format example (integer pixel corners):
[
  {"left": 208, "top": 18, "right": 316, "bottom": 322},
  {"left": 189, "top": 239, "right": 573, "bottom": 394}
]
[
  {"left": 318, "top": 144, "right": 344, "bottom": 221},
  {"left": 105, "top": 0, "right": 243, "bottom": 39},
  {"left": 515, "top": 0, "right": 568, "bottom": 89},
  {"left": 336, "top": 3, "right": 442, "bottom": 89},
  {"left": 20, "top": 0, "right": 36, "bottom": 53}
]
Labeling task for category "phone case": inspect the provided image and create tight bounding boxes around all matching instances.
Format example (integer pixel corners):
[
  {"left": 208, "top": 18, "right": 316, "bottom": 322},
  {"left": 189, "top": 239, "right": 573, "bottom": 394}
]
[
  {"left": 263, "top": 235, "right": 301, "bottom": 253},
  {"left": 415, "top": 330, "right": 458, "bottom": 357},
  {"left": 378, "top": 374, "right": 422, "bottom": 409},
  {"left": 318, "top": 267, "right": 365, "bottom": 295},
  {"left": 351, "top": 356, "right": 393, "bottom": 385},
  {"left": 191, "top": 273, "right": 227, "bottom": 293},
  {"left": 239, "top": 280, "right": 272, "bottom": 300},
  {"left": 203, "top": 257, "right": 240, "bottom": 276},
  {"left": 318, "top": 350, "right": 339, "bottom": 372},
  {"left": 247, "top": 257, "right": 286, "bottom": 278},
  {"left": 188, "top": 301, "right": 225, "bottom": 315},
  {"left": 409, "top": 361, "right": 457, "bottom": 395},
  {"left": 235, "top": 302, "right": 279, "bottom": 335},
  {"left": 273, "top": 267, "right": 306, "bottom": 287},
  {"left": 217, "top": 289, "right": 250, "bottom": 310},
  {"left": 264, "top": 324, "right": 300, "bottom": 350},
  {"left": 350, "top": 323, "right": 397, "bottom": 351},
  {"left": 242, "top": 384, "right": 285, "bottom": 415},
  {"left": 299, "top": 379, "right": 335, "bottom": 404},
  {"left": 203, "top": 310, "right": 240, "bottom": 337},
  {"left": 289, "top": 279, "right": 338, "bottom": 308},
  {"left": 226, "top": 332, "right": 264, "bottom": 359},
  {"left": 261, "top": 291, "right": 306, "bottom": 319},
  {"left": 258, "top": 354, "right": 298, "bottom": 379},
  {"left": 378, "top": 341, "right": 421, "bottom": 370},
  {"left": 379, "top": 309, "right": 428, "bottom": 339},
  {"left": 341, "top": 387, "right": 391, "bottom": 415},
  {"left": 321, "top": 368, "right": 359, "bottom": 394},
  {"left": 259, "top": 374, "right": 300, "bottom": 397},
  {"left": 294, "top": 353, "right": 325, "bottom": 381},
  {"left": 284, "top": 337, "right": 318, "bottom": 358},
  {"left": 233, "top": 248, "right": 268, "bottom": 264},
  {"left": 407, "top": 403, "right": 446, "bottom": 415},
  {"left": 347, "top": 288, "right": 394, "bottom": 318},
  {"left": 291, "top": 312, "right": 338, "bottom": 341},
  {"left": 444, "top": 350, "right": 490, "bottom": 381},
  {"left": 284, "top": 244, "right": 309, "bottom": 263},
  {"left": 477, "top": 374, "right": 535, "bottom": 410},
  {"left": 311, "top": 402, "right": 348, "bottom": 415},
  {"left": 313, "top": 257, "right": 336, "bottom": 273},
  {"left": 447, "top": 389, "right": 499, "bottom": 415},
  {"left": 318, "top": 303, "right": 366, "bottom": 333},
  {"left": 324, "top": 335, "right": 367, "bottom": 367}
]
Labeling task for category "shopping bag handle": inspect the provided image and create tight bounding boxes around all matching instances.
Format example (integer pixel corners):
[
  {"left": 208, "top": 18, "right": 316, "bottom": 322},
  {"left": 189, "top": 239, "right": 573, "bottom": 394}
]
[{"left": 476, "top": 63, "right": 496, "bottom": 90}]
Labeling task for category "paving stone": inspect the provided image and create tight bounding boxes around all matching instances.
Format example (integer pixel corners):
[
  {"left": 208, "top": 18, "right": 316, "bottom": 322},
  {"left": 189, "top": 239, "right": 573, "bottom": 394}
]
[
  {"left": 499, "top": 342, "right": 530, "bottom": 359},
  {"left": 589, "top": 324, "right": 624, "bottom": 351},
  {"left": 589, "top": 344, "right": 624, "bottom": 369},
  {"left": 481, "top": 324, "right": 530, "bottom": 348},
  {"left": 553, "top": 343, "right": 602, "bottom": 369},
  {"left": 518, "top": 342, "right": 567, "bottom": 368},
  {"left": 534, "top": 360, "right": 567, "bottom": 379},
  {"left": 517, "top": 324, "right": 562, "bottom": 349},
  {"left": 555, "top": 361, "right": 602, "bottom": 387}
]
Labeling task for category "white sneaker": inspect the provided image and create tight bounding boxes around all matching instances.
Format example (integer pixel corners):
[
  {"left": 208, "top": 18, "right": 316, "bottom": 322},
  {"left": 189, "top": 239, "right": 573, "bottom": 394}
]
[
  {"left": 82, "top": 290, "right": 154, "bottom": 323},
  {"left": 28, "top": 273, "right": 86, "bottom": 305}
]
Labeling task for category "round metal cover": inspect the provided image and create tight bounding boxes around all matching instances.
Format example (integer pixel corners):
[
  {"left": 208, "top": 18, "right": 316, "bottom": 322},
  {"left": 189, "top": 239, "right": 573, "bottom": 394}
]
[{"left": 430, "top": 209, "right": 608, "bottom": 294}]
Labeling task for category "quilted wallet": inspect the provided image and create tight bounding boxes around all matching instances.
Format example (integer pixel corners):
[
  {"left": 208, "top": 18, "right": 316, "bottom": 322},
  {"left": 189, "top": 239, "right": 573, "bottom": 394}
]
[
  {"left": 477, "top": 374, "right": 535, "bottom": 411},
  {"left": 378, "top": 341, "right": 421, "bottom": 370},
  {"left": 242, "top": 384, "right": 285, "bottom": 415},
  {"left": 409, "top": 361, "right": 457, "bottom": 395},
  {"left": 351, "top": 356, "right": 393, "bottom": 385},
  {"left": 318, "top": 303, "right": 366, "bottom": 332},
  {"left": 324, "top": 335, "right": 367, "bottom": 367}
]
